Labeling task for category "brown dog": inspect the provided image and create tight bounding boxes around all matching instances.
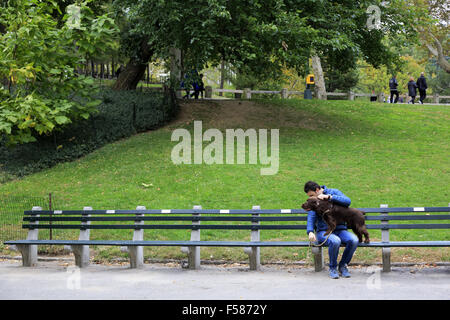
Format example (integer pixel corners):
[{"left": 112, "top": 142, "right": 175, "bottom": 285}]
[{"left": 301, "top": 197, "right": 370, "bottom": 243}]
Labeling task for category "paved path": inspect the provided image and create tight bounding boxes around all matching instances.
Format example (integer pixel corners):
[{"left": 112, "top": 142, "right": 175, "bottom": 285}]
[{"left": 0, "top": 260, "right": 449, "bottom": 300}]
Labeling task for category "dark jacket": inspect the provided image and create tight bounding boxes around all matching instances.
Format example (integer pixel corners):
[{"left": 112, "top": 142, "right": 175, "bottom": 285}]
[
  {"left": 408, "top": 80, "right": 418, "bottom": 97},
  {"left": 306, "top": 186, "right": 351, "bottom": 234},
  {"left": 389, "top": 77, "right": 398, "bottom": 90},
  {"left": 417, "top": 75, "right": 427, "bottom": 90}
]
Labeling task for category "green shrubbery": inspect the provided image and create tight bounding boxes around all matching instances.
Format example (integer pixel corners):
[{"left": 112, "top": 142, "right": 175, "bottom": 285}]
[{"left": 0, "top": 88, "right": 178, "bottom": 182}]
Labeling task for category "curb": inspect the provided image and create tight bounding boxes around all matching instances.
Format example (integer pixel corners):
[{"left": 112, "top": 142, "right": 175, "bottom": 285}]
[{"left": 1, "top": 255, "right": 449, "bottom": 267}]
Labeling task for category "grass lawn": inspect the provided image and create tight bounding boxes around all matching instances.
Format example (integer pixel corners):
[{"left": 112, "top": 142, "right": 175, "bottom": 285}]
[{"left": 0, "top": 98, "right": 449, "bottom": 264}]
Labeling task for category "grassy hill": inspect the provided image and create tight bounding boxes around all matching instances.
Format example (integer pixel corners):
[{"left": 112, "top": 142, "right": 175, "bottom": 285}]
[{"left": 1, "top": 98, "right": 449, "bottom": 264}]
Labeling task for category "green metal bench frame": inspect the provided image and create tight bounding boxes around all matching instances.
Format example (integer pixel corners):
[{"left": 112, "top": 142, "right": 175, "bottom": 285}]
[{"left": 4, "top": 204, "right": 450, "bottom": 272}]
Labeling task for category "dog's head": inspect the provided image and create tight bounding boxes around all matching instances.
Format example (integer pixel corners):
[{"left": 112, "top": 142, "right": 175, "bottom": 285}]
[
  {"left": 301, "top": 197, "right": 331, "bottom": 215},
  {"left": 301, "top": 197, "right": 320, "bottom": 212}
]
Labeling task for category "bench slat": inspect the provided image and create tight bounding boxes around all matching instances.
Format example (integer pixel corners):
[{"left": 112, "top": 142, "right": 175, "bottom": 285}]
[
  {"left": 22, "top": 223, "right": 450, "bottom": 230},
  {"left": 365, "top": 215, "right": 450, "bottom": 220},
  {"left": 21, "top": 224, "right": 309, "bottom": 230},
  {"left": 23, "top": 216, "right": 308, "bottom": 222},
  {"left": 23, "top": 207, "right": 450, "bottom": 215},
  {"left": 366, "top": 224, "right": 450, "bottom": 229},
  {"left": 4, "top": 240, "right": 450, "bottom": 247},
  {"left": 23, "top": 215, "right": 450, "bottom": 223}
]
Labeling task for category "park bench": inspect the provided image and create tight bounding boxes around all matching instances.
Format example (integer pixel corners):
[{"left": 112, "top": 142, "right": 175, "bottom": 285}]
[{"left": 4, "top": 204, "right": 450, "bottom": 272}]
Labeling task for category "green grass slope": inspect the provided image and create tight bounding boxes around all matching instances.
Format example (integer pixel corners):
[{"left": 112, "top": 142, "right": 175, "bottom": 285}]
[{"left": 1, "top": 98, "right": 449, "bottom": 263}]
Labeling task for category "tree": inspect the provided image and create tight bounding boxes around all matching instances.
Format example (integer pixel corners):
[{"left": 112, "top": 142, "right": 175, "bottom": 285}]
[
  {"left": 411, "top": 0, "right": 449, "bottom": 73},
  {"left": 285, "top": 0, "right": 426, "bottom": 98},
  {"left": 0, "top": 0, "right": 118, "bottom": 145},
  {"left": 111, "top": 0, "right": 314, "bottom": 90}
]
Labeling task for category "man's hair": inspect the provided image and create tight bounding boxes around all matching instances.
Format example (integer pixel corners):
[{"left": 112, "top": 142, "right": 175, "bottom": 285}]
[{"left": 304, "top": 181, "right": 320, "bottom": 193}]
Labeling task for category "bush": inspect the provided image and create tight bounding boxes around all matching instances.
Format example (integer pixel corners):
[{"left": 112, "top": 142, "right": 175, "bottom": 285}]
[{"left": 0, "top": 88, "right": 178, "bottom": 182}]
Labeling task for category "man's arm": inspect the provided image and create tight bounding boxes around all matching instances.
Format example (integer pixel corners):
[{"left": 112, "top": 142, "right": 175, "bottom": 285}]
[
  {"left": 306, "top": 210, "right": 316, "bottom": 235},
  {"left": 326, "top": 188, "right": 351, "bottom": 207},
  {"left": 306, "top": 210, "right": 317, "bottom": 241}
]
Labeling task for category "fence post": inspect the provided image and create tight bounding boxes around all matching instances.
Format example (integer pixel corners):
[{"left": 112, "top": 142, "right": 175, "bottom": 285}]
[
  {"left": 244, "top": 88, "right": 252, "bottom": 99},
  {"left": 433, "top": 93, "right": 439, "bottom": 104},
  {"left": 71, "top": 206, "right": 92, "bottom": 268},
  {"left": 128, "top": 206, "right": 145, "bottom": 268},
  {"left": 205, "top": 86, "right": 212, "bottom": 99},
  {"left": 281, "top": 88, "right": 288, "bottom": 99},
  {"left": 17, "top": 206, "right": 41, "bottom": 267},
  {"left": 380, "top": 204, "right": 391, "bottom": 272},
  {"left": 244, "top": 205, "right": 261, "bottom": 270},
  {"left": 377, "top": 92, "right": 384, "bottom": 103},
  {"left": 348, "top": 91, "right": 355, "bottom": 101}
]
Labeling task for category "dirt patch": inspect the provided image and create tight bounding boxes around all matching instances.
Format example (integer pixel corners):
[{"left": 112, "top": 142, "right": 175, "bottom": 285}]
[{"left": 166, "top": 99, "right": 321, "bottom": 130}]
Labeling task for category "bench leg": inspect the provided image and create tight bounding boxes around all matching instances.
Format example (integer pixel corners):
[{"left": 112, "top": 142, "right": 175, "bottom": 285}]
[
  {"left": 244, "top": 206, "right": 261, "bottom": 271},
  {"left": 71, "top": 245, "right": 90, "bottom": 268},
  {"left": 382, "top": 248, "right": 391, "bottom": 272},
  {"left": 187, "top": 246, "right": 200, "bottom": 269},
  {"left": 311, "top": 247, "right": 324, "bottom": 272},
  {"left": 244, "top": 247, "right": 260, "bottom": 271},
  {"left": 128, "top": 246, "right": 144, "bottom": 269},
  {"left": 16, "top": 244, "right": 37, "bottom": 267}
]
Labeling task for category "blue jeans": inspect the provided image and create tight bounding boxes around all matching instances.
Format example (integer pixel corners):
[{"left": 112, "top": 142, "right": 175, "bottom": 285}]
[{"left": 316, "top": 230, "right": 359, "bottom": 269}]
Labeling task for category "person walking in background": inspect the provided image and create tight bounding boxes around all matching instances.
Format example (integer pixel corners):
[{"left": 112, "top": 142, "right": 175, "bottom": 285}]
[
  {"left": 416, "top": 72, "right": 428, "bottom": 104},
  {"left": 407, "top": 77, "right": 418, "bottom": 104},
  {"left": 190, "top": 70, "right": 201, "bottom": 100},
  {"left": 198, "top": 74, "right": 205, "bottom": 99},
  {"left": 181, "top": 72, "right": 191, "bottom": 99},
  {"left": 389, "top": 75, "right": 399, "bottom": 103}
]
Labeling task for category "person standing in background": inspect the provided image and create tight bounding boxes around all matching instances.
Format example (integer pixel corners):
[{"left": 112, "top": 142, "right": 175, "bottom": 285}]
[
  {"left": 407, "top": 77, "right": 418, "bottom": 104},
  {"left": 416, "top": 72, "right": 428, "bottom": 104},
  {"left": 389, "top": 75, "right": 399, "bottom": 103}
]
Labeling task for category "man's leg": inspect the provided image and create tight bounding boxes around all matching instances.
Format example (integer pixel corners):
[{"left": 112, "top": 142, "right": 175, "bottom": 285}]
[
  {"left": 317, "top": 231, "right": 341, "bottom": 279},
  {"left": 336, "top": 230, "right": 358, "bottom": 277},
  {"left": 394, "top": 91, "right": 399, "bottom": 103},
  {"left": 419, "top": 89, "right": 426, "bottom": 104},
  {"left": 390, "top": 91, "right": 394, "bottom": 103}
]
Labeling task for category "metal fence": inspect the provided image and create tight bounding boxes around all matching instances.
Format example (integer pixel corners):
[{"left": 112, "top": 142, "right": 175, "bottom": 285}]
[{"left": 0, "top": 194, "right": 59, "bottom": 242}]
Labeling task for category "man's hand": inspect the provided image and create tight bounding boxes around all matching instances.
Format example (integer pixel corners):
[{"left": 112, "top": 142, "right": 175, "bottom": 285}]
[
  {"left": 317, "top": 194, "right": 331, "bottom": 200},
  {"left": 308, "top": 232, "right": 316, "bottom": 242}
]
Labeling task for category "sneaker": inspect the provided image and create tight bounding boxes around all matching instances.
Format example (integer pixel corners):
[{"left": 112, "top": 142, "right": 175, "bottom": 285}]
[
  {"left": 329, "top": 268, "right": 339, "bottom": 279},
  {"left": 338, "top": 264, "right": 351, "bottom": 278}
]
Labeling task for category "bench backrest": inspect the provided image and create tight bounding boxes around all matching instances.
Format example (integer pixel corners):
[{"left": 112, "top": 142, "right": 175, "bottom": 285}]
[{"left": 22, "top": 207, "right": 450, "bottom": 233}]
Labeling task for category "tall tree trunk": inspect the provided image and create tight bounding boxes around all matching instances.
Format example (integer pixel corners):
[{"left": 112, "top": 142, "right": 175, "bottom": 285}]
[
  {"left": 415, "top": 27, "right": 450, "bottom": 73},
  {"left": 425, "top": 35, "right": 450, "bottom": 73},
  {"left": 311, "top": 55, "right": 327, "bottom": 100},
  {"left": 112, "top": 39, "right": 154, "bottom": 90}
]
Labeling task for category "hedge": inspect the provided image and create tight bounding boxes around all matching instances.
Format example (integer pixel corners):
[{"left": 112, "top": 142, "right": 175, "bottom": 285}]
[{"left": 0, "top": 88, "right": 179, "bottom": 182}]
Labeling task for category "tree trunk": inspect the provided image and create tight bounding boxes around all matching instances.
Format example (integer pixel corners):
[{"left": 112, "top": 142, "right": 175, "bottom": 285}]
[
  {"left": 112, "top": 40, "right": 154, "bottom": 90},
  {"left": 414, "top": 26, "right": 450, "bottom": 74},
  {"left": 311, "top": 55, "right": 327, "bottom": 100},
  {"left": 427, "top": 35, "right": 450, "bottom": 73}
]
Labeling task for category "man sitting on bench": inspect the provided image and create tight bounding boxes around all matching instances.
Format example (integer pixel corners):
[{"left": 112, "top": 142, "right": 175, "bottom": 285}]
[{"left": 304, "top": 181, "right": 359, "bottom": 279}]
